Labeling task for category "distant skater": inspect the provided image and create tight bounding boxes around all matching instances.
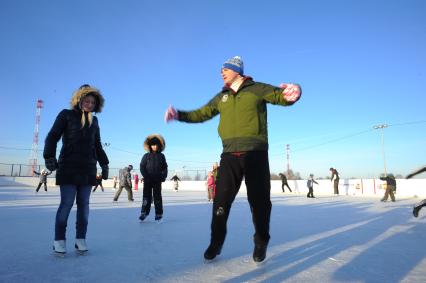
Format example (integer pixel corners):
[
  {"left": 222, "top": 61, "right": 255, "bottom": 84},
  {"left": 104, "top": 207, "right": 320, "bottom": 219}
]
[
  {"left": 279, "top": 173, "right": 292, "bottom": 193},
  {"left": 113, "top": 165, "right": 134, "bottom": 202},
  {"left": 34, "top": 169, "right": 52, "bottom": 192},
  {"left": 170, "top": 173, "right": 181, "bottom": 192},
  {"left": 406, "top": 165, "right": 426, "bottom": 217},
  {"left": 206, "top": 171, "right": 215, "bottom": 201},
  {"left": 379, "top": 174, "right": 396, "bottom": 202},
  {"left": 330, "top": 167, "right": 340, "bottom": 195},
  {"left": 92, "top": 173, "right": 104, "bottom": 192},
  {"left": 307, "top": 174, "right": 318, "bottom": 198}
]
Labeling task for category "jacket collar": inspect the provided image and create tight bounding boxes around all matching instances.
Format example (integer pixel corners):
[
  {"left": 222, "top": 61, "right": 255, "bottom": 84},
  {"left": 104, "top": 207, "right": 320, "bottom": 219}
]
[{"left": 222, "top": 76, "right": 254, "bottom": 93}]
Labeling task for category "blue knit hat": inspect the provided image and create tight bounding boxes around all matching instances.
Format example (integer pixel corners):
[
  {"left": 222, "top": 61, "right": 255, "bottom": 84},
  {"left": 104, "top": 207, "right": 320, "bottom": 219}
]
[{"left": 222, "top": 56, "right": 244, "bottom": 75}]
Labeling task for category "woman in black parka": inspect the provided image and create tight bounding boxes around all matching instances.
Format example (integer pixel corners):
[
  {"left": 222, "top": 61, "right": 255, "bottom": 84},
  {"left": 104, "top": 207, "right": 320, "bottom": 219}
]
[{"left": 43, "top": 84, "right": 109, "bottom": 255}]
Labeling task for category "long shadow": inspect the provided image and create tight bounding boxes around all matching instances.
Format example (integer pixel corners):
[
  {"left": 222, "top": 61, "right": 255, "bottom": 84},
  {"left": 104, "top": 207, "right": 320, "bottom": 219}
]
[{"left": 223, "top": 200, "right": 424, "bottom": 282}]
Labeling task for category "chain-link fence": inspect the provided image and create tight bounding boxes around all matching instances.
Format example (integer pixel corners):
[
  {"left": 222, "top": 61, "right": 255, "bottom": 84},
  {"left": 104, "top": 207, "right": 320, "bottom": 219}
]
[{"left": 0, "top": 163, "right": 208, "bottom": 181}]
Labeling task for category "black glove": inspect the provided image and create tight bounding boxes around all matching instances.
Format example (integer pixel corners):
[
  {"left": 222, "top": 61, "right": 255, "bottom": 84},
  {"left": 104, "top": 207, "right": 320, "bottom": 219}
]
[
  {"left": 45, "top": 157, "right": 58, "bottom": 172},
  {"left": 101, "top": 165, "right": 109, "bottom": 180}
]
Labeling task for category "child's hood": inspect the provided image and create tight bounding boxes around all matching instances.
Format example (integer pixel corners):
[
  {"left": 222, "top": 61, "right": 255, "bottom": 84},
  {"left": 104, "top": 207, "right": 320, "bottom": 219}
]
[{"left": 143, "top": 134, "right": 166, "bottom": 152}]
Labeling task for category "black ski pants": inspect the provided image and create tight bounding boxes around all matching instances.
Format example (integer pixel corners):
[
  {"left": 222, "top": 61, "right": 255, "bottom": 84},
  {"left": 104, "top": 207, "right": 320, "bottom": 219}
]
[
  {"left": 141, "top": 180, "right": 163, "bottom": 216},
  {"left": 210, "top": 151, "right": 271, "bottom": 247},
  {"left": 36, "top": 182, "right": 47, "bottom": 192}
]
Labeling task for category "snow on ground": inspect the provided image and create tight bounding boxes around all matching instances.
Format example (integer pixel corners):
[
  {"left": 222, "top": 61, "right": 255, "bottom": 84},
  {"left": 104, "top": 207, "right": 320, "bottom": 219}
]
[{"left": 1, "top": 184, "right": 426, "bottom": 283}]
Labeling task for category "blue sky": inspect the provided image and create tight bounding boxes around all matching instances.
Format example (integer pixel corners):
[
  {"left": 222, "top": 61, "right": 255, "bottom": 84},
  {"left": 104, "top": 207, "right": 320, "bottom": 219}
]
[{"left": 0, "top": 0, "right": 425, "bottom": 178}]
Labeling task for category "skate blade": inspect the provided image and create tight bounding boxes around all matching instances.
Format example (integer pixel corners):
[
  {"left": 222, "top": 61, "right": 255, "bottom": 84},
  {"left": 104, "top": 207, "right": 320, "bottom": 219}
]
[
  {"left": 75, "top": 250, "right": 88, "bottom": 256},
  {"left": 53, "top": 251, "right": 66, "bottom": 258},
  {"left": 203, "top": 258, "right": 216, "bottom": 264}
]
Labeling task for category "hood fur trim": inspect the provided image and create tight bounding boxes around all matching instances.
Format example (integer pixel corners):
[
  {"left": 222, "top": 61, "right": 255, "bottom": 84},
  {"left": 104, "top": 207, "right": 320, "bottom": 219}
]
[
  {"left": 144, "top": 134, "right": 166, "bottom": 152},
  {"left": 70, "top": 85, "right": 104, "bottom": 113}
]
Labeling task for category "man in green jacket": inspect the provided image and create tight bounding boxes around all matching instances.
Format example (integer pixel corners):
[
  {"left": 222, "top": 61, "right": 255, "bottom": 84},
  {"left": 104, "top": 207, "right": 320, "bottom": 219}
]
[{"left": 165, "top": 56, "right": 301, "bottom": 262}]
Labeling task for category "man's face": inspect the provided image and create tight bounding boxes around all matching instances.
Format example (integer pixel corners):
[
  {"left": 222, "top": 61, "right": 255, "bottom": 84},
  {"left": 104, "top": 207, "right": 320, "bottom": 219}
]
[{"left": 221, "top": 68, "right": 240, "bottom": 85}]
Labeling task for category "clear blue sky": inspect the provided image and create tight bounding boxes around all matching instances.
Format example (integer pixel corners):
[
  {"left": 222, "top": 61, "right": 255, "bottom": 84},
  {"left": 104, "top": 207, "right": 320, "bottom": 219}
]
[{"left": 1, "top": 0, "right": 425, "bottom": 178}]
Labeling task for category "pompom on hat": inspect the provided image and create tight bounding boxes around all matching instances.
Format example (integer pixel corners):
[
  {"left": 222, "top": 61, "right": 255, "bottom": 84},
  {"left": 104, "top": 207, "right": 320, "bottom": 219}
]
[{"left": 222, "top": 56, "right": 244, "bottom": 75}]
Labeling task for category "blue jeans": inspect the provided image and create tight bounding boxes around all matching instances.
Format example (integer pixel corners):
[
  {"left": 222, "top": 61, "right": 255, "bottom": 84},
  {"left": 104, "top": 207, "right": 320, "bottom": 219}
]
[{"left": 55, "top": 184, "right": 91, "bottom": 240}]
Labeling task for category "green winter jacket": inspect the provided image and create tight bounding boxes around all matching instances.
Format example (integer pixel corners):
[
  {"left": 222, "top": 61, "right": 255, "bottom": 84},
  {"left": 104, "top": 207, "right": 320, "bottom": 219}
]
[{"left": 178, "top": 77, "right": 300, "bottom": 152}]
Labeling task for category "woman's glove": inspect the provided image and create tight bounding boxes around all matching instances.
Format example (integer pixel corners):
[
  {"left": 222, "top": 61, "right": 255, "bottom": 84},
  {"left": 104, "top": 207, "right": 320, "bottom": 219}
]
[
  {"left": 101, "top": 165, "right": 109, "bottom": 180},
  {"left": 45, "top": 157, "right": 58, "bottom": 171}
]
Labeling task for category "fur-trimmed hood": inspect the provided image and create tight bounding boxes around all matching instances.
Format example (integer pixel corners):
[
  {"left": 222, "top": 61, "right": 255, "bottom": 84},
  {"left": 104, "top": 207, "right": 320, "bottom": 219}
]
[
  {"left": 70, "top": 85, "right": 104, "bottom": 113},
  {"left": 143, "top": 134, "right": 166, "bottom": 152}
]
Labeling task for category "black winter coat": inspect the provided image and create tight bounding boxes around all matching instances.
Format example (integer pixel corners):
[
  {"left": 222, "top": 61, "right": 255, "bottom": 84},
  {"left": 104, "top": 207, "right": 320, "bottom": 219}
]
[
  {"left": 140, "top": 152, "right": 168, "bottom": 182},
  {"left": 43, "top": 109, "right": 109, "bottom": 185}
]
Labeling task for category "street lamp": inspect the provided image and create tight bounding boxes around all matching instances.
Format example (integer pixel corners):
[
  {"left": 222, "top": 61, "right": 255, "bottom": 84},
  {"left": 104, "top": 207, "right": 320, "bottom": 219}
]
[{"left": 373, "top": 124, "right": 388, "bottom": 176}]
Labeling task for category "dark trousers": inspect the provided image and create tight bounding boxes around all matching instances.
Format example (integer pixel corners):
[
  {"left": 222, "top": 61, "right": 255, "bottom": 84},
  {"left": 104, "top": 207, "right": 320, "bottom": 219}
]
[
  {"left": 141, "top": 180, "right": 163, "bottom": 216},
  {"left": 307, "top": 186, "right": 314, "bottom": 198},
  {"left": 282, "top": 183, "right": 292, "bottom": 192},
  {"left": 333, "top": 180, "right": 339, "bottom": 194},
  {"left": 36, "top": 182, "right": 47, "bottom": 192},
  {"left": 92, "top": 184, "right": 104, "bottom": 192},
  {"left": 114, "top": 185, "right": 133, "bottom": 201},
  {"left": 210, "top": 151, "right": 271, "bottom": 247}
]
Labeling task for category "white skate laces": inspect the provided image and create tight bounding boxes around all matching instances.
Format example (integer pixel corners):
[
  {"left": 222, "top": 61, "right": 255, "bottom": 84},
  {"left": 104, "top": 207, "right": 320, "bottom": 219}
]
[{"left": 53, "top": 240, "right": 66, "bottom": 254}]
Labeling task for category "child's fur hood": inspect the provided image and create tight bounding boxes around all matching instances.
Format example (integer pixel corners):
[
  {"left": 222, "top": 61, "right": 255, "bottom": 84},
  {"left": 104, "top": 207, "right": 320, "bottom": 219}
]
[
  {"left": 70, "top": 85, "right": 104, "bottom": 113},
  {"left": 144, "top": 134, "right": 166, "bottom": 152}
]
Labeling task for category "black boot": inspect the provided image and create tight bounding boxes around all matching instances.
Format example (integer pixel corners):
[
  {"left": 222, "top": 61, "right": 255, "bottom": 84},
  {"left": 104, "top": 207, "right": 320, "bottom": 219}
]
[
  {"left": 204, "top": 242, "right": 222, "bottom": 260},
  {"left": 413, "top": 205, "right": 421, "bottom": 218},
  {"left": 253, "top": 243, "right": 267, "bottom": 262},
  {"left": 139, "top": 213, "right": 147, "bottom": 221}
]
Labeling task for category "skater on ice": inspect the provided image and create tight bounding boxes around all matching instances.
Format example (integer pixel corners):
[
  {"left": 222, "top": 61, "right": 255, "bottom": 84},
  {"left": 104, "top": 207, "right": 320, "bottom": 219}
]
[
  {"left": 139, "top": 134, "right": 168, "bottom": 222},
  {"left": 279, "top": 172, "right": 292, "bottom": 193},
  {"left": 170, "top": 173, "right": 181, "bottom": 192},
  {"left": 165, "top": 55, "right": 301, "bottom": 262},
  {"left": 92, "top": 173, "right": 104, "bottom": 192},
  {"left": 206, "top": 171, "right": 215, "bottom": 201},
  {"left": 306, "top": 174, "right": 318, "bottom": 198},
  {"left": 113, "top": 165, "right": 134, "bottom": 202},
  {"left": 33, "top": 168, "right": 51, "bottom": 192},
  {"left": 43, "top": 84, "right": 109, "bottom": 255},
  {"left": 406, "top": 165, "right": 426, "bottom": 217},
  {"left": 379, "top": 173, "right": 396, "bottom": 202},
  {"left": 330, "top": 167, "right": 340, "bottom": 195}
]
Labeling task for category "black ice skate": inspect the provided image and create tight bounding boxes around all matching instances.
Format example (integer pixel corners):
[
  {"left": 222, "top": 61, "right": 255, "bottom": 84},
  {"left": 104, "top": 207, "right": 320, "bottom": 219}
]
[
  {"left": 139, "top": 213, "right": 147, "bottom": 222},
  {"left": 155, "top": 214, "right": 163, "bottom": 222},
  {"left": 204, "top": 242, "right": 222, "bottom": 261},
  {"left": 413, "top": 205, "right": 421, "bottom": 218},
  {"left": 253, "top": 243, "right": 267, "bottom": 263}
]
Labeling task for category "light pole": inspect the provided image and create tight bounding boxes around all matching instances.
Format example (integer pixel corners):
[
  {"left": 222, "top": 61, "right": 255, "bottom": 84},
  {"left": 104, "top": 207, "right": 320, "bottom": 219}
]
[{"left": 373, "top": 124, "right": 388, "bottom": 176}]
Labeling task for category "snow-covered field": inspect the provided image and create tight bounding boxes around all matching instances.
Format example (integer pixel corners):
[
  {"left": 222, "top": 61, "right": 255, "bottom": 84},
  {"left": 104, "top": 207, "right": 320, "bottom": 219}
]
[{"left": 1, "top": 185, "right": 426, "bottom": 283}]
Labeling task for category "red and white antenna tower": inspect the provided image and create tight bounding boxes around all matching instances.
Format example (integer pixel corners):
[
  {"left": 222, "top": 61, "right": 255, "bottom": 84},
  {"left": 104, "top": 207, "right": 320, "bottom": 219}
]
[{"left": 28, "top": 99, "right": 43, "bottom": 176}]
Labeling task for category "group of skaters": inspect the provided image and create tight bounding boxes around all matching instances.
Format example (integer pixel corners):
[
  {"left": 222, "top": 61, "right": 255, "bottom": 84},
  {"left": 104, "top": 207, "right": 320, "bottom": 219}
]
[
  {"left": 277, "top": 168, "right": 340, "bottom": 199},
  {"left": 39, "top": 56, "right": 425, "bottom": 264}
]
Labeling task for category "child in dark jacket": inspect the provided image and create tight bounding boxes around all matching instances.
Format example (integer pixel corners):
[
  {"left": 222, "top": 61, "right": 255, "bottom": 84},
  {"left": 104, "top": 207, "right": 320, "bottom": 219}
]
[{"left": 139, "top": 134, "right": 168, "bottom": 222}]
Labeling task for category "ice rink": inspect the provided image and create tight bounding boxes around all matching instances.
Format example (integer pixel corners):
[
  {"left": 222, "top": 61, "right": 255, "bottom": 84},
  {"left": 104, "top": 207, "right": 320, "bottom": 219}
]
[{"left": 1, "top": 184, "right": 426, "bottom": 283}]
